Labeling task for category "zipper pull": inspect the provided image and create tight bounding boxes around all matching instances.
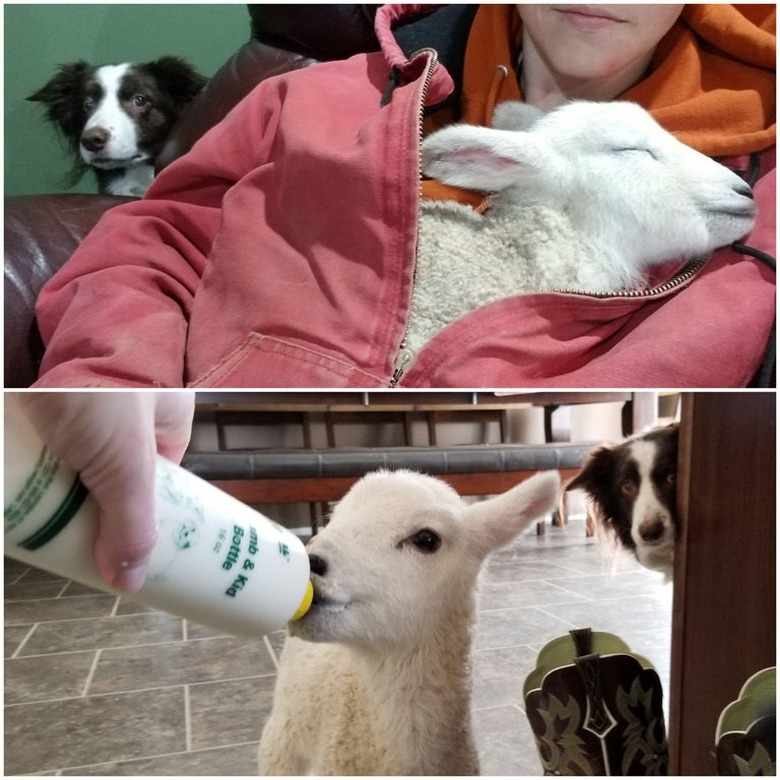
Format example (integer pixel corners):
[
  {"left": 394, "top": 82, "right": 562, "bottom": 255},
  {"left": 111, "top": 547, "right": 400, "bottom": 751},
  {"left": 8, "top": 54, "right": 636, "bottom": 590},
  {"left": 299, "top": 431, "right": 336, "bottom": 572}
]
[{"left": 390, "top": 345, "right": 415, "bottom": 387}]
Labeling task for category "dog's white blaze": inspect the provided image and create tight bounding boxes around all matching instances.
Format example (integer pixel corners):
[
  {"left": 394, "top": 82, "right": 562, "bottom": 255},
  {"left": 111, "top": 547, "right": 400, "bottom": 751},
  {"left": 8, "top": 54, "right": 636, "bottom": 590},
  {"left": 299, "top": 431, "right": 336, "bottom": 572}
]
[
  {"left": 629, "top": 439, "right": 674, "bottom": 555},
  {"left": 81, "top": 64, "right": 138, "bottom": 162}
]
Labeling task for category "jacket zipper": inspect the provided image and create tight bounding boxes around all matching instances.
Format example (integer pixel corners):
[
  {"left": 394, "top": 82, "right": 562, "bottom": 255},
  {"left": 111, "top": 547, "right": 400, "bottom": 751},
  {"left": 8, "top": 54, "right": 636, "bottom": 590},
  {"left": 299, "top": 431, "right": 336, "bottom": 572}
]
[
  {"left": 549, "top": 256, "right": 708, "bottom": 298},
  {"left": 389, "top": 48, "right": 439, "bottom": 388}
]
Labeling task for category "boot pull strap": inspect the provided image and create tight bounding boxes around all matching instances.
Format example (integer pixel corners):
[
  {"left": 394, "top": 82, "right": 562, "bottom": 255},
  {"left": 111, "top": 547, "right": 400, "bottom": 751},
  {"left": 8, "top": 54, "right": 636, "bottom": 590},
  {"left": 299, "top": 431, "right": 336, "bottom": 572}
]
[
  {"left": 570, "top": 627, "right": 592, "bottom": 657},
  {"left": 573, "top": 653, "right": 615, "bottom": 737}
]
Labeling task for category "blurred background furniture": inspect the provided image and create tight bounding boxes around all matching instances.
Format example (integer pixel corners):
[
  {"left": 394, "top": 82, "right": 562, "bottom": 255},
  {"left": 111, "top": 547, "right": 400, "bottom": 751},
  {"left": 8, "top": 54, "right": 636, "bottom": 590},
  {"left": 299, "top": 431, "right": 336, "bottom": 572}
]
[
  {"left": 192, "top": 391, "right": 657, "bottom": 446},
  {"left": 184, "top": 391, "right": 657, "bottom": 534}
]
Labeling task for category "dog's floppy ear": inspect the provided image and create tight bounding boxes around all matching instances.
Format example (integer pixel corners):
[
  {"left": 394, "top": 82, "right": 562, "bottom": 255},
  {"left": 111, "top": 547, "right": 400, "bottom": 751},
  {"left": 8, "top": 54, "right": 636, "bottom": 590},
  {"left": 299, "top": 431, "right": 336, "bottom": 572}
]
[
  {"left": 27, "top": 60, "right": 92, "bottom": 105},
  {"left": 27, "top": 61, "right": 93, "bottom": 141},
  {"left": 565, "top": 444, "right": 629, "bottom": 530},
  {"left": 143, "top": 56, "right": 207, "bottom": 111},
  {"left": 566, "top": 445, "right": 617, "bottom": 494}
]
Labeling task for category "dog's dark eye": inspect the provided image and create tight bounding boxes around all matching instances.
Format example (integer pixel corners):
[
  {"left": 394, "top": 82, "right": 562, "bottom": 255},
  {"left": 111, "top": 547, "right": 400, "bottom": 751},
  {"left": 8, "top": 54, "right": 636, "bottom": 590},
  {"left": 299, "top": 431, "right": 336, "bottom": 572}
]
[
  {"left": 133, "top": 95, "right": 149, "bottom": 108},
  {"left": 408, "top": 529, "right": 442, "bottom": 554},
  {"left": 83, "top": 97, "right": 95, "bottom": 112},
  {"left": 666, "top": 471, "right": 676, "bottom": 486},
  {"left": 621, "top": 479, "right": 637, "bottom": 495}
]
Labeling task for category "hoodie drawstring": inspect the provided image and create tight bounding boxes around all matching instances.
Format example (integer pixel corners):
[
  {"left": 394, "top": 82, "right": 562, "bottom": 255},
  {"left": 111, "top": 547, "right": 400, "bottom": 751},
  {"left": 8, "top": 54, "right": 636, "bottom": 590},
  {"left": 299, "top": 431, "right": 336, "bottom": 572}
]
[{"left": 484, "top": 64, "right": 510, "bottom": 127}]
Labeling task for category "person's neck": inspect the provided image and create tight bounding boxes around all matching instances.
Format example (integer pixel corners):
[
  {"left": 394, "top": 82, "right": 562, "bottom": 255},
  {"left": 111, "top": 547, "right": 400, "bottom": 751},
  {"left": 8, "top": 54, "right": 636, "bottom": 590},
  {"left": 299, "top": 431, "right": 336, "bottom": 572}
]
[{"left": 519, "top": 33, "right": 652, "bottom": 111}]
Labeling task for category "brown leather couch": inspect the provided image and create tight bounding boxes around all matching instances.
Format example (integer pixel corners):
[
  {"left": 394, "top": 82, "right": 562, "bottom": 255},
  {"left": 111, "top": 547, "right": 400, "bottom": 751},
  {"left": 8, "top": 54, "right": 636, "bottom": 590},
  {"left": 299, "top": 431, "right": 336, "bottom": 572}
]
[{"left": 4, "top": 5, "right": 383, "bottom": 387}]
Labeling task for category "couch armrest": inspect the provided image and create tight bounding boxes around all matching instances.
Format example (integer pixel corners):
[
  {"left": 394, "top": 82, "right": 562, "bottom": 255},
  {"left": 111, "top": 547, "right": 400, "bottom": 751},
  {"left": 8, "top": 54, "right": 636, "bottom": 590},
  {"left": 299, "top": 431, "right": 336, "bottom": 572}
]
[{"left": 4, "top": 194, "right": 132, "bottom": 387}]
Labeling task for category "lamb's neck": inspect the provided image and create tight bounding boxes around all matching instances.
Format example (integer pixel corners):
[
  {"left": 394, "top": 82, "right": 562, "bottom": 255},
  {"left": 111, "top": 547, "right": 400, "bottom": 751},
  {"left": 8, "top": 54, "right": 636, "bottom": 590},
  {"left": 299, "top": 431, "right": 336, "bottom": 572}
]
[
  {"left": 353, "top": 607, "right": 478, "bottom": 773},
  {"left": 488, "top": 198, "right": 639, "bottom": 292},
  {"left": 359, "top": 627, "right": 472, "bottom": 703}
]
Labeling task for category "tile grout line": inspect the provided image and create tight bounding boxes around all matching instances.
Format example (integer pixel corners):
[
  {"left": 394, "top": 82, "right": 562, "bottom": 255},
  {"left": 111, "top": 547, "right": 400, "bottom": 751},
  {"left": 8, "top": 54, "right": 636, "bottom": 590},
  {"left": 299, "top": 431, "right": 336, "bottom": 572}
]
[
  {"left": 6, "top": 567, "right": 30, "bottom": 586},
  {"left": 533, "top": 604, "right": 582, "bottom": 628},
  {"left": 81, "top": 649, "right": 102, "bottom": 697},
  {"left": 11, "top": 624, "right": 39, "bottom": 659},
  {"left": 184, "top": 684, "right": 193, "bottom": 753},
  {"left": 263, "top": 634, "right": 279, "bottom": 670},
  {"left": 51, "top": 740, "right": 263, "bottom": 774},
  {"left": 6, "top": 627, "right": 263, "bottom": 659},
  {"left": 5, "top": 671, "right": 279, "bottom": 708}
]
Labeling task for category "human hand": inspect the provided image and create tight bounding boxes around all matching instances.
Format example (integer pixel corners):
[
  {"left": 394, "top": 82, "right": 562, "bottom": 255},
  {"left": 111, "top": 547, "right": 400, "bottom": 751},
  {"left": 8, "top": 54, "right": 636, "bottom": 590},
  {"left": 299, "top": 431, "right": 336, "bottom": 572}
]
[{"left": 18, "top": 391, "right": 195, "bottom": 592}]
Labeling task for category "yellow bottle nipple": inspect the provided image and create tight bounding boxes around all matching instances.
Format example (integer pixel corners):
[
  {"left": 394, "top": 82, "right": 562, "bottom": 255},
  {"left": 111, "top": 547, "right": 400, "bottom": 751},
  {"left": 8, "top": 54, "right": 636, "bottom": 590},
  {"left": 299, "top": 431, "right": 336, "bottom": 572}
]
[{"left": 290, "top": 580, "right": 314, "bottom": 622}]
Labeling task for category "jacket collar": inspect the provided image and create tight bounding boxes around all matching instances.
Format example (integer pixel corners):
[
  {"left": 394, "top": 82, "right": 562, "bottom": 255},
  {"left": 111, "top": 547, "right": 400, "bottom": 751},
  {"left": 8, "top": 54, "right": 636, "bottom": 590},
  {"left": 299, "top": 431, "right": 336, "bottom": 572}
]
[{"left": 374, "top": 4, "right": 478, "bottom": 106}]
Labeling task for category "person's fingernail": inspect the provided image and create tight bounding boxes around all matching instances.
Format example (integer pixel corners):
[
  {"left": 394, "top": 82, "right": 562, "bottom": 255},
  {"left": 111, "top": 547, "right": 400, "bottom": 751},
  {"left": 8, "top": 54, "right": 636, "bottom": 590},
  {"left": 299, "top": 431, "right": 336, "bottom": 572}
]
[{"left": 113, "top": 562, "right": 148, "bottom": 593}]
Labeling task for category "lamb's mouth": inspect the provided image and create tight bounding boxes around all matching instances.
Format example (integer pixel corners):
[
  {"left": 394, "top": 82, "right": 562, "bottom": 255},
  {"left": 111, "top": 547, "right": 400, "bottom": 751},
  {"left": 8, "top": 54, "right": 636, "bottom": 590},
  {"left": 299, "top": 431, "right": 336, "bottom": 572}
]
[{"left": 311, "top": 591, "right": 349, "bottom": 613}]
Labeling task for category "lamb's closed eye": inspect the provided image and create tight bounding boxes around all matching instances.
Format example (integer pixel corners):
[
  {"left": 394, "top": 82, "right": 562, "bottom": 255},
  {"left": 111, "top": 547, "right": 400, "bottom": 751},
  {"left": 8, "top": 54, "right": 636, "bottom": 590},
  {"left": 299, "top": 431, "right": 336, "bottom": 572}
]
[{"left": 610, "top": 145, "right": 660, "bottom": 160}]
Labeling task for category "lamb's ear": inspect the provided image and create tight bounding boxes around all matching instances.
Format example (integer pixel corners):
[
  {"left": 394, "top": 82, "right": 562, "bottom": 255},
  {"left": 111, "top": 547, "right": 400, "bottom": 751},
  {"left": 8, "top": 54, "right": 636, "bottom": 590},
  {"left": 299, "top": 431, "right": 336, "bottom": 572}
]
[
  {"left": 421, "top": 126, "right": 553, "bottom": 191},
  {"left": 465, "top": 471, "right": 561, "bottom": 558}
]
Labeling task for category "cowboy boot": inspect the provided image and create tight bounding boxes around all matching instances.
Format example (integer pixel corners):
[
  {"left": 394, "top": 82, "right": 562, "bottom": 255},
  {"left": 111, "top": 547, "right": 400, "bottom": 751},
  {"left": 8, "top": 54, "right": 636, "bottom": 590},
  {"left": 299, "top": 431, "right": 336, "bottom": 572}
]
[
  {"left": 715, "top": 667, "right": 775, "bottom": 776},
  {"left": 523, "top": 627, "right": 668, "bottom": 775}
]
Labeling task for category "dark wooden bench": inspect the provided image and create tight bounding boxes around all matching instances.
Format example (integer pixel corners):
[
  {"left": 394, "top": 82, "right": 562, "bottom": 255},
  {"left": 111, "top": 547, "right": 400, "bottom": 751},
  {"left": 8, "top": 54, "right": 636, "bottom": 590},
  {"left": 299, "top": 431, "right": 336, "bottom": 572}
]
[{"left": 182, "top": 442, "right": 596, "bottom": 534}]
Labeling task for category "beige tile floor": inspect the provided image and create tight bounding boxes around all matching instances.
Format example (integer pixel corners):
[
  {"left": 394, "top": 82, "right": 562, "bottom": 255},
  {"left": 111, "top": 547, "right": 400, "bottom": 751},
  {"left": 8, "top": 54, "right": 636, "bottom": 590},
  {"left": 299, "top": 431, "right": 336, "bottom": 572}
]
[{"left": 4, "top": 515, "right": 672, "bottom": 775}]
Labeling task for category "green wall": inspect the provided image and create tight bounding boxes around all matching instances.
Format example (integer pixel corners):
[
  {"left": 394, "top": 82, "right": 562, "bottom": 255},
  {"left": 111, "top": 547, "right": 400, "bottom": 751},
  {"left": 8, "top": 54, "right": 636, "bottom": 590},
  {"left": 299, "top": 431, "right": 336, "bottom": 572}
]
[{"left": 5, "top": 4, "right": 250, "bottom": 196}]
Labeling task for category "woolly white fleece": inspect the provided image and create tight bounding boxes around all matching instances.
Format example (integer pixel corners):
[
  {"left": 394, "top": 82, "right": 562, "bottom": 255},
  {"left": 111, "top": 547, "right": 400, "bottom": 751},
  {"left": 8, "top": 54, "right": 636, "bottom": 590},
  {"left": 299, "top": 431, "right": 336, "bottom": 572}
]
[{"left": 406, "top": 198, "right": 601, "bottom": 353}]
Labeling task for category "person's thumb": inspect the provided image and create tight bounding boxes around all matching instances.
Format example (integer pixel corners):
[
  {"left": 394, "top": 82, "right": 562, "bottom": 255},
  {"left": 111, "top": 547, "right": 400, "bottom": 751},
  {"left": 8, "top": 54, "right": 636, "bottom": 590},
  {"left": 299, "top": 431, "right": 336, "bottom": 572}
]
[{"left": 80, "top": 440, "right": 159, "bottom": 593}]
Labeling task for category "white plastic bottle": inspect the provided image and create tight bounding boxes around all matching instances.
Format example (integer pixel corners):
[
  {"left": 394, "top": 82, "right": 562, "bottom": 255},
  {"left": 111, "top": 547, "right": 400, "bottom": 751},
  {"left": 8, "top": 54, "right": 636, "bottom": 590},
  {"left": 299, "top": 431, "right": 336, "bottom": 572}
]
[{"left": 4, "top": 395, "right": 313, "bottom": 637}]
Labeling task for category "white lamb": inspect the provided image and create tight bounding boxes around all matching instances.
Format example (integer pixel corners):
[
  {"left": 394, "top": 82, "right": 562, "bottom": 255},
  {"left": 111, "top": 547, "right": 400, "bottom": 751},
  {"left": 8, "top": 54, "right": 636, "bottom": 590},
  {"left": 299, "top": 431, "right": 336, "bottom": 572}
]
[
  {"left": 257, "top": 468, "right": 560, "bottom": 775},
  {"left": 405, "top": 99, "right": 757, "bottom": 353}
]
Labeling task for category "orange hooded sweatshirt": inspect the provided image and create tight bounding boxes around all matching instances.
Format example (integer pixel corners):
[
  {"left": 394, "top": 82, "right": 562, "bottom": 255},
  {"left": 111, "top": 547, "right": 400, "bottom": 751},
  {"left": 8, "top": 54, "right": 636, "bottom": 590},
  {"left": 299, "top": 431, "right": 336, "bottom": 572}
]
[{"left": 461, "top": 3, "right": 775, "bottom": 153}]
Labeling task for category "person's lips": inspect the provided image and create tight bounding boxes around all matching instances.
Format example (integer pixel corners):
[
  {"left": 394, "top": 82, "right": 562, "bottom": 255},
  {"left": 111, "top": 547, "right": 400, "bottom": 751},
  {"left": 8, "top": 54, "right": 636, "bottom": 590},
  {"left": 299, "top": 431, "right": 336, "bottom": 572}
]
[{"left": 554, "top": 5, "right": 626, "bottom": 31}]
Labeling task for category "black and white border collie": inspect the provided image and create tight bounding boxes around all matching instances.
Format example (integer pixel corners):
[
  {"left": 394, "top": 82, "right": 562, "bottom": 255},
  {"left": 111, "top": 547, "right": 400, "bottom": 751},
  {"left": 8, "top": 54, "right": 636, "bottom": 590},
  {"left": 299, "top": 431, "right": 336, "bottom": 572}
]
[
  {"left": 567, "top": 423, "right": 679, "bottom": 578},
  {"left": 28, "top": 56, "right": 206, "bottom": 197}
]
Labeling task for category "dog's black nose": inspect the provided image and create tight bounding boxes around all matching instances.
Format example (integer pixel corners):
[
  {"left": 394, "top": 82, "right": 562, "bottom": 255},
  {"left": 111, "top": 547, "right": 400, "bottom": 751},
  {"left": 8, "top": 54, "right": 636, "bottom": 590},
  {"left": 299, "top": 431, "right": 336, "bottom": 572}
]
[
  {"left": 81, "top": 127, "right": 109, "bottom": 152},
  {"left": 309, "top": 553, "right": 327, "bottom": 576},
  {"left": 734, "top": 181, "right": 754, "bottom": 200},
  {"left": 639, "top": 519, "right": 665, "bottom": 543}
]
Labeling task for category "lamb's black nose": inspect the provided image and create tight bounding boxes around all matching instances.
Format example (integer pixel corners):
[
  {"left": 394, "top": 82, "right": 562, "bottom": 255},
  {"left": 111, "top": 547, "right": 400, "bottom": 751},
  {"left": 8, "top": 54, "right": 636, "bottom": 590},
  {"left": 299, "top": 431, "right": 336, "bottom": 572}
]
[
  {"left": 734, "top": 181, "right": 754, "bottom": 199},
  {"left": 309, "top": 553, "right": 327, "bottom": 576}
]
